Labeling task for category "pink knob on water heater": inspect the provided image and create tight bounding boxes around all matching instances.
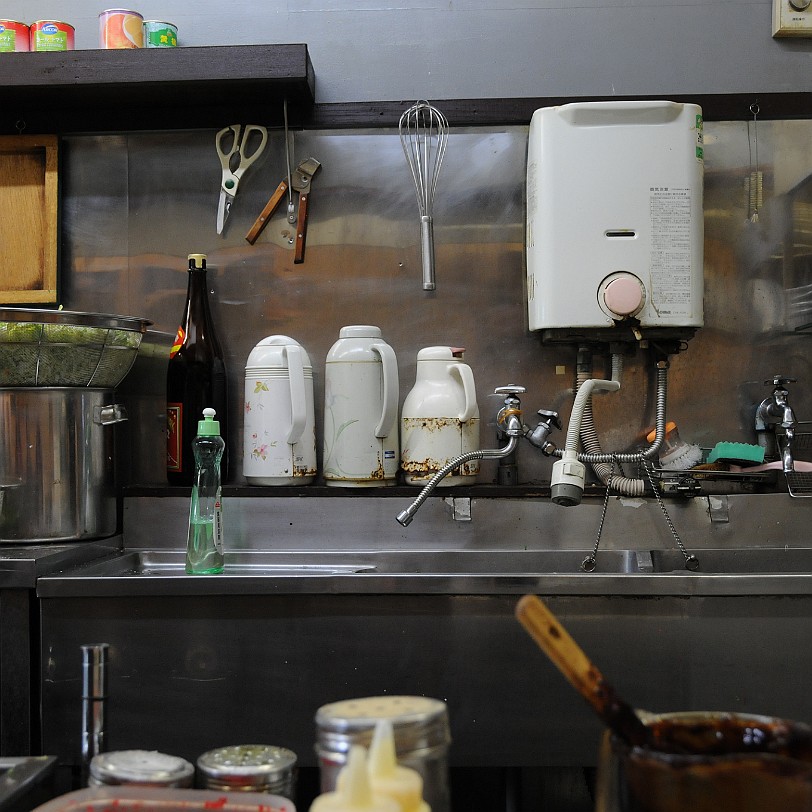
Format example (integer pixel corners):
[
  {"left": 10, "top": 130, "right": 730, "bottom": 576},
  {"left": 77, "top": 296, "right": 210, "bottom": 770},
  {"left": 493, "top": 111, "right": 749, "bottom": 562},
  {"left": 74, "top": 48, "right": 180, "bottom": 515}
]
[{"left": 602, "top": 274, "right": 644, "bottom": 317}]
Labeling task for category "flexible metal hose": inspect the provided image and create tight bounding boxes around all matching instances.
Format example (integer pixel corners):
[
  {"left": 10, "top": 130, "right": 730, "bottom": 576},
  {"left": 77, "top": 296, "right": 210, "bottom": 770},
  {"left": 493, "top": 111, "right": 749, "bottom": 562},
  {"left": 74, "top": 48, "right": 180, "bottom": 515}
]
[
  {"left": 576, "top": 361, "right": 667, "bottom": 464},
  {"left": 396, "top": 435, "right": 519, "bottom": 526},
  {"left": 553, "top": 357, "right": 668, "bottom": 493},
  {"left": 578, "top": 357, "right": 645, "bottom": 496}
]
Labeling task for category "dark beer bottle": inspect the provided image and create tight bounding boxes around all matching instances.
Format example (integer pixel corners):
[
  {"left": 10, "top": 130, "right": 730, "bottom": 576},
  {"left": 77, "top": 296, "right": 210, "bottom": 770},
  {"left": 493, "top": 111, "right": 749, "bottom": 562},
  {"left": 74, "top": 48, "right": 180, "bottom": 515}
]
[{"left": 166, "top": 254, "right": 228, "bottom": 485}]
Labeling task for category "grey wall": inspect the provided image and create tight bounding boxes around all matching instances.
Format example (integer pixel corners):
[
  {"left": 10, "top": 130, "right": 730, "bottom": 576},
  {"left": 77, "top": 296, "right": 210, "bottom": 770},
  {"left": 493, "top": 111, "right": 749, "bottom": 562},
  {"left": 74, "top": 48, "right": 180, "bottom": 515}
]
[{"left": 5, "top": 0, "right": 811, "bottom": 103}]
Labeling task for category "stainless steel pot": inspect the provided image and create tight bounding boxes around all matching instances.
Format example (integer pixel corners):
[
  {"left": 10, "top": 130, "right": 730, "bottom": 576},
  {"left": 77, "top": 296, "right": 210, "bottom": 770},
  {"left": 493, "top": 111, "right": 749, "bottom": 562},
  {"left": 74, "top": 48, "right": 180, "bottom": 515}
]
[{"left": 0, "top": 388, "right": 127, "bottom": 543}]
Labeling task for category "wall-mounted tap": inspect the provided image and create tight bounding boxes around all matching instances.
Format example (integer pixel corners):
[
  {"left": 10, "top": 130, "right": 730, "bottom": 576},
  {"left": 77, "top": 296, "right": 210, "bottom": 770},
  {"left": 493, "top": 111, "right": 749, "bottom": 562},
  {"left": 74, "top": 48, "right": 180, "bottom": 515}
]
[
  {"left": 755, "top": 375, "right": 797, "bottom": 473},
  {"left": 396, "top": 386, "right": 556, "bottom": 526}
]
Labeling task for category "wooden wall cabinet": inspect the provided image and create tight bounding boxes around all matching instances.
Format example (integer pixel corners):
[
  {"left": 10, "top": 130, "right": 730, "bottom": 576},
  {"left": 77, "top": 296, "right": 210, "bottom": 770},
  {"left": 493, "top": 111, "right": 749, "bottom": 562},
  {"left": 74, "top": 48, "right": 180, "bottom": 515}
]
[{"left": 0, "top": 135, "right": 58, "bottom": 304}]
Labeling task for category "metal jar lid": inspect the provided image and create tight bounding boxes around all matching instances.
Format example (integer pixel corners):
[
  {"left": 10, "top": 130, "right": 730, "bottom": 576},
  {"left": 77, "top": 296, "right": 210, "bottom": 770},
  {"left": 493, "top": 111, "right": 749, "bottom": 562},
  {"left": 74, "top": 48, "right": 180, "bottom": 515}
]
[
  {"left": 315, "top": 696, "right": 451, "bottom": 756},
  {"left": 197, "top": 744, "right": 297, "bottom": 790},
  {"left": 89, "top": 750, "right": 194, "bottom": 787}
]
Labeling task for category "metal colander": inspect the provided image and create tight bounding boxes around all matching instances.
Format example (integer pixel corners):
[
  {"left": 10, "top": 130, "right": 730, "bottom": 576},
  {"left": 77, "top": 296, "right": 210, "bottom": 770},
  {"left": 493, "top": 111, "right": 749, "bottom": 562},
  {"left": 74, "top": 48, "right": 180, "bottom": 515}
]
[{"left": 0, "top": 308, "right": 152, "bottom": 388}]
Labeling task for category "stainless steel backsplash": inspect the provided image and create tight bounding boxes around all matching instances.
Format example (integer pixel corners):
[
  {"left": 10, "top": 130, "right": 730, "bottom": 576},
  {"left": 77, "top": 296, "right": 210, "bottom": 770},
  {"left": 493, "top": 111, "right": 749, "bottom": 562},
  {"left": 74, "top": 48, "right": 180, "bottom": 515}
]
[{"left": 61, "top": 121, "right": 812, "bottom": 486}]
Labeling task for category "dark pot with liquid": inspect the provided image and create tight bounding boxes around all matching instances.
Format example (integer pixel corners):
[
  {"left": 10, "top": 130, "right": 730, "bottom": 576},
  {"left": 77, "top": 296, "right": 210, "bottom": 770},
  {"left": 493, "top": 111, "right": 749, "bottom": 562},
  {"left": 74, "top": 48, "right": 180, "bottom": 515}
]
[{"left": 595, "top": 711, "right": 812, "bottom": 812}]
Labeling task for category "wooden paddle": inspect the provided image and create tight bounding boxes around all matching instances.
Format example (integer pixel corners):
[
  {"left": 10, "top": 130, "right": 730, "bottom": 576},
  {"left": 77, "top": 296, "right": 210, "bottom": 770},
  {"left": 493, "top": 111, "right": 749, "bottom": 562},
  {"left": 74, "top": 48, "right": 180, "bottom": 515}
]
[{"left": 515, "top": 594, "right": 652, "bottom": 748}]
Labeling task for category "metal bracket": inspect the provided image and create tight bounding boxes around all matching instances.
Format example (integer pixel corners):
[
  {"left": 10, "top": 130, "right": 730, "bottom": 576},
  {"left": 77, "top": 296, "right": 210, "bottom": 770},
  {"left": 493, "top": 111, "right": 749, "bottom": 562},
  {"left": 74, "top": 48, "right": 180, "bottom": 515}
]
[
  {"left": 707, "top": 495, "right": 730, "bottom": 523},
  {"left": 443, "top": 497, "right": 472, "bottom": 522}
]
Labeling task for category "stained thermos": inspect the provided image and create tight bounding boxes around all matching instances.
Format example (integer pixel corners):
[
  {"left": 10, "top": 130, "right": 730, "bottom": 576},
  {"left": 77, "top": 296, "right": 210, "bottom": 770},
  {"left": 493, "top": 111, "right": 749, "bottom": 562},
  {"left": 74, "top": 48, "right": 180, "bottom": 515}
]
[
  {"left": 243, "top": 335, "right": 316, "bottom": 485},
  {"left": 400, "top": 347, "right": 480, "bottom": 486},
  {"left": 166, "top": 254, "right": 228, "bottom": 485},
  {"left": 323, "top": 326, "right": 399, "bottom": 487}
]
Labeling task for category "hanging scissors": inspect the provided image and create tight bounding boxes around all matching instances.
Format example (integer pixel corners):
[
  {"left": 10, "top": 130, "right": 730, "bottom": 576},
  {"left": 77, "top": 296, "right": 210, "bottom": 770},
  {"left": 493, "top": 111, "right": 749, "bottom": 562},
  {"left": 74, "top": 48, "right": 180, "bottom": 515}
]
[{"left": 216, "top": 124, "right": 268, "bottom": 235}]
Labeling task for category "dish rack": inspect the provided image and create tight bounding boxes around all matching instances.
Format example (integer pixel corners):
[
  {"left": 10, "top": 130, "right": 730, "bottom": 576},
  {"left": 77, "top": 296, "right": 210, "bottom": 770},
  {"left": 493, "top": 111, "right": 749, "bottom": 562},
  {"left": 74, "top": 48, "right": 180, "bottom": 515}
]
[
  {"left": 780, "top": 423, "right": 812, "bottom": 497},
  {"left": 649, "top": 428, "right": 812, "bottom": 498},
  {"left": 650, "top": 463, "right": 778, "bottom": 496}
]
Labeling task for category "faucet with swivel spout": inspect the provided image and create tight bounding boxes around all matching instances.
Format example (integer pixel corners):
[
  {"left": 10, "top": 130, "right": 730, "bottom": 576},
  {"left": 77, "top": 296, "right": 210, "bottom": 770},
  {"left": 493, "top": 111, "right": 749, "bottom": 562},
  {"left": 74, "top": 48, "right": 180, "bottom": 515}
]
[
  {"left": 396, "top": 386, "right": 553, "bottom": 527},
  {"left": 755, "top": 375, "right": 798, "bottom": 473}
]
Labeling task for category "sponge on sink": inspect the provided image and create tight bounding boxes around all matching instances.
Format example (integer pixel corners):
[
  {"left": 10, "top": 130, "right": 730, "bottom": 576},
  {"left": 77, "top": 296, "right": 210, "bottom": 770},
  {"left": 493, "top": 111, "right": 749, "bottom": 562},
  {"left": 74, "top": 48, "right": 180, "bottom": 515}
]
[{"left": 707, "top": 442, "right": 765, "bottom": 466}]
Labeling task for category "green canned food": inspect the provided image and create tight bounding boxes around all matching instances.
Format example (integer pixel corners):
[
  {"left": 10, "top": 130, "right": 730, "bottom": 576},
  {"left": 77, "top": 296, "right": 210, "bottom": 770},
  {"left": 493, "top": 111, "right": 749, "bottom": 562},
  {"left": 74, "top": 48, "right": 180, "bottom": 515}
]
[{"left": 143, "top": 20, "right": 177, "bottom": 47}]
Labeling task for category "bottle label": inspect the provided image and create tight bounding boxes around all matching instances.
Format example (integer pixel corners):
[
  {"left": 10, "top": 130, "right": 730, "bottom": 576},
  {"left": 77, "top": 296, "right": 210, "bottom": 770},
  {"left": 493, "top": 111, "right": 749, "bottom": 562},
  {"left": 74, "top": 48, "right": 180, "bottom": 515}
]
[
  {"left": 170, "top": 326, "right": 185, "bottom": 359},
  {"left": 214, "top": 491, "right": 224, "bottom": 554},
  {"left": 167, "top": 403, "right": 182, "bottom": 471}
]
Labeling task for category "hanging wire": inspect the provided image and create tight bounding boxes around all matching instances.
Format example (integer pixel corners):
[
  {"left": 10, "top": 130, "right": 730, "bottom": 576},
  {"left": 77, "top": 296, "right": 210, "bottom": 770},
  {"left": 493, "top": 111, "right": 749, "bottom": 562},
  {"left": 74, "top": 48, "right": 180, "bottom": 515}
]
[
  {"left": 581, "top": 458, "right": 618, "bottom": 572},
  {"left": 747, "top": 103, "right": 763, "bottom": 223},
  {"left": 283, "top": 98, "right": 295, "bottom": 223}
]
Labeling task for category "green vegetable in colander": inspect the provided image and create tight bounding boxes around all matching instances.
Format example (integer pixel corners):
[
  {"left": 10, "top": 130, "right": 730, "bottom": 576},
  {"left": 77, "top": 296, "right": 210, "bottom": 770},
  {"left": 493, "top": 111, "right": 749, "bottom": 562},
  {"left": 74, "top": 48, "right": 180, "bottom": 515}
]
[
  {"left": 43, "top": 324, "right": 107, "bottom": 345},
  {"left": 0, "top": 322, "right": 42, "bottom": 343}
]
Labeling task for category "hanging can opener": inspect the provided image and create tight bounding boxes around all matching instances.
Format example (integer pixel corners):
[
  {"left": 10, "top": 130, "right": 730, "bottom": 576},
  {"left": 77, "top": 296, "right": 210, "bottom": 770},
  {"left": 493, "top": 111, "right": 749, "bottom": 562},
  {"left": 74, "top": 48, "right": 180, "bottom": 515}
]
[{"left": 245, "top": 156, "right": 321, "bottom": 264}]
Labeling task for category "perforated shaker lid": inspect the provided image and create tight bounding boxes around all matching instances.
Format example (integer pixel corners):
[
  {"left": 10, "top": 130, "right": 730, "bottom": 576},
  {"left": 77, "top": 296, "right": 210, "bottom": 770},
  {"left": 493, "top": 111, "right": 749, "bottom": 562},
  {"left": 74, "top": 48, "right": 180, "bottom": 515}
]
[
  {"left": 197, "top": 744, "right": 297, "bottom": 786},
  {"left": 89, "top": 750, "right": 194, "bottom": 786},
  {"left": 315, "top": 696, "right": 451, "bottom": 754}
]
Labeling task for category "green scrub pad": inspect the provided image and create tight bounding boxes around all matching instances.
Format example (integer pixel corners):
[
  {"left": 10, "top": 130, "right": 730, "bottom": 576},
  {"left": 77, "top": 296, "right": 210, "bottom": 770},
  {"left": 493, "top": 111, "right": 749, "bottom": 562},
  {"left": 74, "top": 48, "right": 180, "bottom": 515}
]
[{"left": 707, "top": 442, "right": 765, "bottom": 466}]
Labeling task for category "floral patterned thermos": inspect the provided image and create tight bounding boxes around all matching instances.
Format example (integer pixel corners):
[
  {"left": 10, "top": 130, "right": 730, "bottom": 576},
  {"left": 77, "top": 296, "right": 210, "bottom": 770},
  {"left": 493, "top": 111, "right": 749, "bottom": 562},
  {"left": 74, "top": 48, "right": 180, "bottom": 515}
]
[{"left": 243, "top": 335, "right": 316, "bottom": 486}]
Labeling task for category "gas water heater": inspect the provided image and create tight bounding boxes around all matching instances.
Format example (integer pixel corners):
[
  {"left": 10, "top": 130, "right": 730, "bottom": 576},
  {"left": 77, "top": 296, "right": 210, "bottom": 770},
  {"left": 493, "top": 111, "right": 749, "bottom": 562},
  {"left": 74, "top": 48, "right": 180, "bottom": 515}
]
[{"left": 526, "top": 100, "right": 704, "bottom": 340}]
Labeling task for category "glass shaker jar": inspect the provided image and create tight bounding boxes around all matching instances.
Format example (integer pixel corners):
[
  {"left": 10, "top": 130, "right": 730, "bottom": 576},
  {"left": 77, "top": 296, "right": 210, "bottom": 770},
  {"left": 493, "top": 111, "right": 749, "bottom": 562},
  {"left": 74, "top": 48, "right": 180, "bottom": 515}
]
[
  {"left": 88, "top": 750, "right": 194, "bottom": 787},
  {"left": 196, "top": 744, "right": 297, "bottom": 800}
]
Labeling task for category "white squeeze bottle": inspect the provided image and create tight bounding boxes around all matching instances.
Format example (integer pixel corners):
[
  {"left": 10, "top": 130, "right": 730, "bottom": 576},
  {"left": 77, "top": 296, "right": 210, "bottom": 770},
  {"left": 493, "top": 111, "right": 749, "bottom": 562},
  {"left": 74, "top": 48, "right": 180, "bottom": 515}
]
[
  {"left": 310, "top": 746, "right": 398, "bottom": 812},
  {"left": 185, "top": 408, "right": 225, "bottom": 574},
  {"left": 368, "top": 720, "right": 430, "bottom": 812}
]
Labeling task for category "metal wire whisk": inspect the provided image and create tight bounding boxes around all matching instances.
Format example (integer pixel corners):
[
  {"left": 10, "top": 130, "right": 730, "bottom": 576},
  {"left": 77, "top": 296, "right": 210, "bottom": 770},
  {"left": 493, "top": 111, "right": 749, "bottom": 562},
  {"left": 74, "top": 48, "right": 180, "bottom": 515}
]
[{"left": 399, "top": 100, "right": 449, "bottom": 291}]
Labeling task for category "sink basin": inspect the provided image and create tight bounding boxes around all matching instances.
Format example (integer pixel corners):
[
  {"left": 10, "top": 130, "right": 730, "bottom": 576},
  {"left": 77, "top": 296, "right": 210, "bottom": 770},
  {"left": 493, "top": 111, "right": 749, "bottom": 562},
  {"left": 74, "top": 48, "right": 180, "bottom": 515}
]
[
  {"left": 66, "top": 548, "right": 642, "bottom": 577},
  {"left": 37, "top": 547, "right": 812, "bottom": 599},
  {"left": 650, "top": 547, "right": 812, "bottom": 574}
]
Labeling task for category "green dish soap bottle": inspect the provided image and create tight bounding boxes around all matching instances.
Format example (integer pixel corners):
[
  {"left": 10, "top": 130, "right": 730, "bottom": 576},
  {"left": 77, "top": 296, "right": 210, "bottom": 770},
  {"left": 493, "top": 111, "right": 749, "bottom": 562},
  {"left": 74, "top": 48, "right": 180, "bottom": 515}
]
[{"left": 186, "top": 408, "right": 225, "bottom": 574}]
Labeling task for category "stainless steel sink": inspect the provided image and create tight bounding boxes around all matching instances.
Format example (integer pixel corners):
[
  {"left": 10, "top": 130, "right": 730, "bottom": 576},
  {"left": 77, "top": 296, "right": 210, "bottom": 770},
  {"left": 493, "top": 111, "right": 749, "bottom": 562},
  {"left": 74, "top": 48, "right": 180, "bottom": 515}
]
[
  {"left": 651, "top": 547, "right": 812, "bottom": 573},
  {"left": 62, "top": 548, "right": 642, "bottom": 576},
  {"left": 37, "top": 547, "right": 812, "bottom": 599}
]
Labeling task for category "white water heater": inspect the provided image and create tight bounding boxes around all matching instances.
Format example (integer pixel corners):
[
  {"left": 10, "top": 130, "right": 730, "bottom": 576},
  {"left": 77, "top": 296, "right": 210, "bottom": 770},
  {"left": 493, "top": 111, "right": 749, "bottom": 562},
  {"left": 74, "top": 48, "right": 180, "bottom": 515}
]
[{"left": 526, "top": 101, "right": 704, "bottom": 335}]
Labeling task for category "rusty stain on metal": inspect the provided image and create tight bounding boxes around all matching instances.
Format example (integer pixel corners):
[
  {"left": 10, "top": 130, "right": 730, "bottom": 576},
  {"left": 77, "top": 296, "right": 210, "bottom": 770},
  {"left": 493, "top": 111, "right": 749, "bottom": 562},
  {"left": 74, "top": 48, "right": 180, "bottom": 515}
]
[
  {"left": 402, "top": 417, "right": 459, "bottom": 433},
  {"left": 401, "top": 457, "right": 479, "bottom": 478}
]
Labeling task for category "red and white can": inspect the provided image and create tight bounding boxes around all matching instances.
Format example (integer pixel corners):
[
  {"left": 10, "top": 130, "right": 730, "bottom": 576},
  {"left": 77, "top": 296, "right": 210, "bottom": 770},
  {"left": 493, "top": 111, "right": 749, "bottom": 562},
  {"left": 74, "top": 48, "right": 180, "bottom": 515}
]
[
  {"left": 30, "top": 20, "right": 75, "bottom": 51},
  {"left": 0, "top": 20, "right": 29, "bottom": 52},
  {"left": 99, "top": 9, "right": 144, "bottom": 48}
]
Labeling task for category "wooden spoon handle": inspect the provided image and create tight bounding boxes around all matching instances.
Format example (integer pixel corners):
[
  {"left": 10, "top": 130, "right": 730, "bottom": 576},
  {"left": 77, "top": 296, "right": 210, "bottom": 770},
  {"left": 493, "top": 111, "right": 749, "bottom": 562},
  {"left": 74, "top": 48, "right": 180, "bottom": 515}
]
[
  {"left": 516, "top": 594, "right": 650, "bottom": 747},
  {"left": 516, "top": 594, "right": 605, "bottom": 706}
]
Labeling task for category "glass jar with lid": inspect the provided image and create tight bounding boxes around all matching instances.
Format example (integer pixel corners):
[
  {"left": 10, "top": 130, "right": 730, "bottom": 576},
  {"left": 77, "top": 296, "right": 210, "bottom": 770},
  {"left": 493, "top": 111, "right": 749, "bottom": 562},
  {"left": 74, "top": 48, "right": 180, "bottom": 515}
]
[{"left": 196, "top": 744, "right": 297, "bottom": 800}]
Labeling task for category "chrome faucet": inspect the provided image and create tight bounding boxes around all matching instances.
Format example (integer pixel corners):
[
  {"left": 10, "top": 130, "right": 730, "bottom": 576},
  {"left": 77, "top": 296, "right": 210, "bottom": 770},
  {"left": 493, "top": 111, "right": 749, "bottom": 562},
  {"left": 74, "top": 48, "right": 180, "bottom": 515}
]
[
  {"left": 396, "top": 386, "right": 560, "bottom": 526},
  {"left": 755, "top": 375, "right": 797, "bottom": 473}
]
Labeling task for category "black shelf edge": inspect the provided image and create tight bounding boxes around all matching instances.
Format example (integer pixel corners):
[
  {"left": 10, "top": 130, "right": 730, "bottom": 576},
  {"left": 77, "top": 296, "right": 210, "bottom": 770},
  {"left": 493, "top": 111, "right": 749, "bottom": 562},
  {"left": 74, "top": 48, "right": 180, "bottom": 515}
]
[
  {"left": 0, "top": 43, "right": 315, "bottom": 134},
  {"left": 301, "top": 92, "right": 812, "bottom": 129},
  {"left": 2, "top": 51, "right": 810, "bottom": 136},
  {"left": 124, "top": 484, "right": 559, "bottom": 499}
]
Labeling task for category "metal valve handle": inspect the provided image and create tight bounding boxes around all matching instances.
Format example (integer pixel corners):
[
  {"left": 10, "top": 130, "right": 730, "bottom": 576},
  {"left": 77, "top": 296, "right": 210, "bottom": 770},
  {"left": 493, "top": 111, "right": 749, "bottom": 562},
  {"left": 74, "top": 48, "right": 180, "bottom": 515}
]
[
  {"left": 766, "top": 375, "right": 797, "bottom": 388},
  {"left": 494, "top": 385, "right": 526, "bottom": 396},
  {"left": 536, "top": 409, "right": 562, "bottom": 430}
]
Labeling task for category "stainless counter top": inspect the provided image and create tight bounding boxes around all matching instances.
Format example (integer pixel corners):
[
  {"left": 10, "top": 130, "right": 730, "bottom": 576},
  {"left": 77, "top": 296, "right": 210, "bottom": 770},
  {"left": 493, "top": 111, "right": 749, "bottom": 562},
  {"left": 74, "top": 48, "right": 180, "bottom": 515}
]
[
  {"left": 0, "top": 538, "right": 120, "bottom": 589},
  {"left": 35, "top": 546, "right": 812, "bottom": 598}
]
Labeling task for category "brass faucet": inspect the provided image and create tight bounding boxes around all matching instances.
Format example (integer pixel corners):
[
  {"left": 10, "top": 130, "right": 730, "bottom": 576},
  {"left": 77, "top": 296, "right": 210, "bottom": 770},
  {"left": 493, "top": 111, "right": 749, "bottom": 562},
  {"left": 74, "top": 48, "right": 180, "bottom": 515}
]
[{"left": 396, "top": 386, "right": 559, "bottom": 526}]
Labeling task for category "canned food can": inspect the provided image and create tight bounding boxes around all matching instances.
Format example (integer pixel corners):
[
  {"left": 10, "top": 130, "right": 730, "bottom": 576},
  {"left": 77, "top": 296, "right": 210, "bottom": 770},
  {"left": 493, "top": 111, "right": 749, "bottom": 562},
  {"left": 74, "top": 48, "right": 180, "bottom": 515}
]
[
  {"left": 143, "top": 20, "right": 177, "bottom": 48},
  {"left": 30, "top": 20, "right": 74, "bottom": 52},
  {"left": 99, "top": 9, "right": 144, "bottom": 49},
  {"left": 0, "top": 20, "right": 29, "bottom": 52}
]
